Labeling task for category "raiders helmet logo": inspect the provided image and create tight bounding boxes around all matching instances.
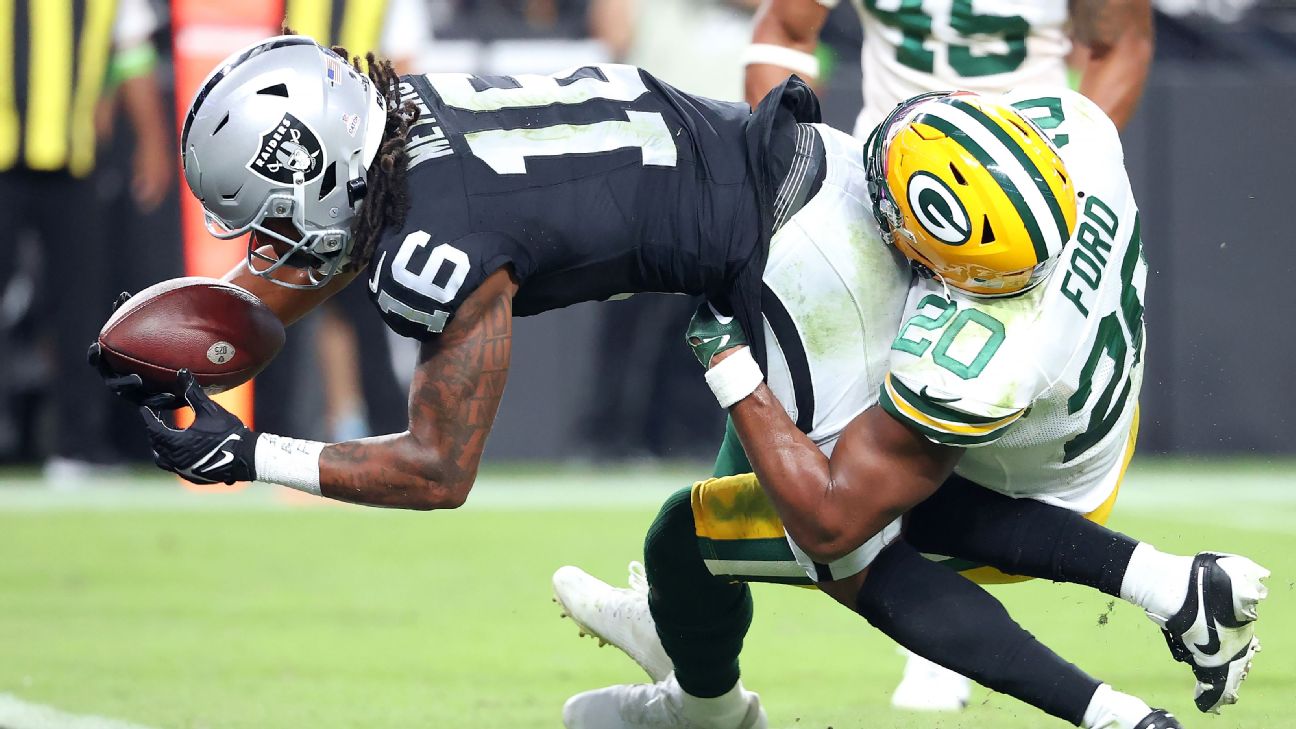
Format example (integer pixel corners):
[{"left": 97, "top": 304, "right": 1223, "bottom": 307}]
[{"left": 247, "top": 113, "right": 325, "bottom": 185}]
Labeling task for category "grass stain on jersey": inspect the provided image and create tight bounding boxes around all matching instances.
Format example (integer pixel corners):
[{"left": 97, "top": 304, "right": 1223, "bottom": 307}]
[
  {"left": 775, "top": 254, "right": 864, "bottom": 361},
  {"left": 802, "top": 221, "right": 909, "bottom": 361}
]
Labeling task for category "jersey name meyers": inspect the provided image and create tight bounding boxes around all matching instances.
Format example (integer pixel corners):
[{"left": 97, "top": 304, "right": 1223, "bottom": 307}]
[
  {"left": 365, "top": 64, "right": 771, "bottom": 342},
  {"left": 879, "top": 88, "right": 1146, "bottom": 512}
]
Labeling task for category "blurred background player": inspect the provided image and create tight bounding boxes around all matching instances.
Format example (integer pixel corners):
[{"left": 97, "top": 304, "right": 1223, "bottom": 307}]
[
  {"left": 0, "top": 0, "right": 170, "bottom": 481},
  {"left": 740, "top": 0, "right": 1154, "bottom": 708},
  {"left": 743, "top": 0, "right": 1154, "bottom": 136},
  {"left": 590, "top": 0, "right": 758, "bottom": 99}
]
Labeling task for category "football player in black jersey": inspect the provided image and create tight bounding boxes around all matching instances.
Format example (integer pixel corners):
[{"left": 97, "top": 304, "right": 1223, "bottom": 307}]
[
  {"left": 93, "top": 36, "right": 813, "bottom": 499},
  {"left": 91, "top": 37, "right": 1196, "bottom": 729}
]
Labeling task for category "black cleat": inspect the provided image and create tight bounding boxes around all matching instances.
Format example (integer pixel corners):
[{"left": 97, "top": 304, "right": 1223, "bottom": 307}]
[{"left": 1155, "top": 552, "right": 1268, "bottom": 713}]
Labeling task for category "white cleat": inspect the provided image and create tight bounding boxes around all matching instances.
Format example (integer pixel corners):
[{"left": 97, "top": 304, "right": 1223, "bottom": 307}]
[
  {"left": 891, "top": 650, "right": 971, "bottom": 712},
  {"left": 553, "top": 562, "right": 674, "bottom": 682},
  {"left": 1152, "top": 552, "right": 1269, "bottom": 713},
  {"left": 563, "top": 674, "right": 767, "bottom": 729}
]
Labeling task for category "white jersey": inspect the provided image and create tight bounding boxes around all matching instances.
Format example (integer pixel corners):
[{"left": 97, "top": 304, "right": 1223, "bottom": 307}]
[
  {"left": 878, "top": 89, "right": 1145, "bottom": 512},
  {"left": 817, "top": 0, "right": 1071, "bottom": 139},
  {"left": 760, "top": 124, "right": 911, "bottom": 455}
]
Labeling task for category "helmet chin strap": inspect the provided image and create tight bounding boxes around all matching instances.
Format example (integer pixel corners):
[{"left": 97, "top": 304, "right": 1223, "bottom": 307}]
[
  {"left": 353, "top": 76, "right": 386, "bottom": 190},
  {"left": 936, "top": 273, "right": 954, "bottom": 303}
]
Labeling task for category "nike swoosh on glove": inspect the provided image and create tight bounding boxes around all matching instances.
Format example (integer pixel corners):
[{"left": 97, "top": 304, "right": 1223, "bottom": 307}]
[
  {"left": 140, "top": 370, "right": 257, "bottom": 485},
  {"left": 685, "top": 299, "right": 749, "bottom": 369}
]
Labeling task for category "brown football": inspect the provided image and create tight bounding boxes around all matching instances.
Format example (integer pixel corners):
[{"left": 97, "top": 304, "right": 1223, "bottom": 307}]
[{"left": 97, "top": 277, "right": 285, "bottom": 395}]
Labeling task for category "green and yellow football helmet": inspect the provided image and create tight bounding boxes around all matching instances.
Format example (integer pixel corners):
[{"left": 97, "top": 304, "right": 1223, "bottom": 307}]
[{"left": 865, "top": 91, "right": 1077, "bottom": 297}]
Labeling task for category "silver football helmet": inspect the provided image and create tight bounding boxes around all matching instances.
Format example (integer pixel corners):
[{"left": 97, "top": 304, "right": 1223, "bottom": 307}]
[{"left": 181, "top": 36, "right": 386, "bottom": 288}]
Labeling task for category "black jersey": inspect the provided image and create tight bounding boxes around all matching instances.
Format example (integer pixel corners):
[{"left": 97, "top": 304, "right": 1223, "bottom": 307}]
[{"left": 365, "top": 65, "right": 819, "bottom": 365}]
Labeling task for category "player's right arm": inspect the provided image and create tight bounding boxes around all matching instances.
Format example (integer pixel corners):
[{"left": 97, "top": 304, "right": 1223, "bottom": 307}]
[
  {"left": 727, "top": 377, "right": 962, "bottom": 563},
  {"left": 314, "top": 268, "right": 516, "bottom": 509},
  {"left": 744, "top": 0, "right": 831, "bottom": 106},
  {"left": 693, "top": 291, "right": 1027, "bottom": 563},
  {"left": 131, "top": 267, "right": 517, "bottom": 509}
]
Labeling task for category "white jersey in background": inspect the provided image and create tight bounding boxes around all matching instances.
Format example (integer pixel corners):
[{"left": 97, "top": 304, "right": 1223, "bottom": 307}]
[
  {"left": 819, "top": 0, "right": 1071, "bottom": 138},
  {"left": 879, "top": 88, "right": 1145, "bottom": 513}
]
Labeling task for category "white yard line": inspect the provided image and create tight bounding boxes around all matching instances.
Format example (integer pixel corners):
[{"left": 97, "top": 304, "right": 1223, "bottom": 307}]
[{"left": 0, "top": 694, "right": 159, "bottom": 729}]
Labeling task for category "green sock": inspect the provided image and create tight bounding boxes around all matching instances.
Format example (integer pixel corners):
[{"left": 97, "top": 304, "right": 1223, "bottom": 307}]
[
  {"left": 644, "top": 487, "right": 753, "bottom": 698},
  {"left": 711, "top": 416, "right": 752, "bottom": 478}
]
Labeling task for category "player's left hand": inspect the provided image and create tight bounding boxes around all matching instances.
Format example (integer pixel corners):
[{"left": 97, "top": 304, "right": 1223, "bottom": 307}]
[
  {"left": 686, "top": 299, "right": 748, "bottom": 369},
  {"left": 140, "top": 370, "right": 257, "bottom": 485},
  {"left": 88, "top": 291, "right": 184, "bottom": 410}
]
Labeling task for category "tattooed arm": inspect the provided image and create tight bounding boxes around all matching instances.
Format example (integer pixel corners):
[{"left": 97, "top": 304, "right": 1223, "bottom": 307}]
[
  {"left": 317, "top": 268, "right": 517, "bottom": 509},
  {"left": 1071, "top": 0, "right": 1154, "bottom": 129}
]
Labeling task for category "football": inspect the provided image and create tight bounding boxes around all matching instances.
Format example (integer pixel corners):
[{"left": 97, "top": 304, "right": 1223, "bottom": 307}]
[{"left": 97, "top": 277, "right": 285, "bottom": 395}]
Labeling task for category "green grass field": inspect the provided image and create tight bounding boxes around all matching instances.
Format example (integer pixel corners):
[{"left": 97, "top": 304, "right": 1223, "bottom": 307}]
[{"left": 1, "top": 459, "right": 1292, "bottom": 728}]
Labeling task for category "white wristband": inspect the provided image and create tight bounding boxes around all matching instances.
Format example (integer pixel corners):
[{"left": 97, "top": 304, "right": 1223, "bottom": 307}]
[
  {"left": 255, "top": 433, "right": 325, "bottom": 495},
  {"left": 740, "top": 43, "right": 820, "bottom": 80},
  {"left": 704, "top": 348, "right": 764, "bottom": 408}
]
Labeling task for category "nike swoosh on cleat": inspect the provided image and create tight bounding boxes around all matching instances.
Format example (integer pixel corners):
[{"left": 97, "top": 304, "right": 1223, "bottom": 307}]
[
  {"left": 700, "top": 335, "right": 730, "bottom": 349},
  {"left": 920, "top": 386, "right": 961, "bottom": 404},
  {"left": 368, "top": 251, "right": 387, "bottom": 294},
  {"left": 1192, "top": 565, "right": 1222, "bottom": 656}
]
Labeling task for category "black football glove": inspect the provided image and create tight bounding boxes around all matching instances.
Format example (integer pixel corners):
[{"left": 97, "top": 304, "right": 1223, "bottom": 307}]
[
  {"left": 88, "top": 291, "right": 183, "bottom": 410},
  {"left": 140, "top": 370, "right": 257, "bottom": 485}
]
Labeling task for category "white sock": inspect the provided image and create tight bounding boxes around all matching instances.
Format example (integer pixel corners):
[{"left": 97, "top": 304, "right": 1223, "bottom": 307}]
[
  {"left": 679, "top": 678, "right": 751, "bottom": 728},
  {"left": 1082, "top": 684, "right": 1154, "bottom": 729},
  {"left": 1119, "top": 543, "right": 1193, "bottom": 620}
]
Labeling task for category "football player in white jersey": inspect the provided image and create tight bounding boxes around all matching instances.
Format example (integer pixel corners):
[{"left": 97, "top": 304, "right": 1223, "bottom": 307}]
[
  {"left": 742, "top": 0, "right": 1153, "bottom": 706},
  {"left": 555, "top": 90, "right": 1267, "bottom": 729},
  {"left": 742, "top": 0, "right": 1153, "bottom": 136}
]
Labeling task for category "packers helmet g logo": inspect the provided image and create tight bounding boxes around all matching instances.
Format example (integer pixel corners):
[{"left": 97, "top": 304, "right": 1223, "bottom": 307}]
[{"left": 907, "top": 171, "right": 971, "bottom": 246}]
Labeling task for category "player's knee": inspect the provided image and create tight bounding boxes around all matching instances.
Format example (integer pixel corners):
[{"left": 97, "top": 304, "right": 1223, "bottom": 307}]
[{"left": 643, "top": 487, "right": 697, "bottom": 578}]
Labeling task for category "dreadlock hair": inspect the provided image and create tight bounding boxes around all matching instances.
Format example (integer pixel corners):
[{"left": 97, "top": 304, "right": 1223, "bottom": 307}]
[{"left": 334, "top": 46, "right": 417, "bottom": 270}]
